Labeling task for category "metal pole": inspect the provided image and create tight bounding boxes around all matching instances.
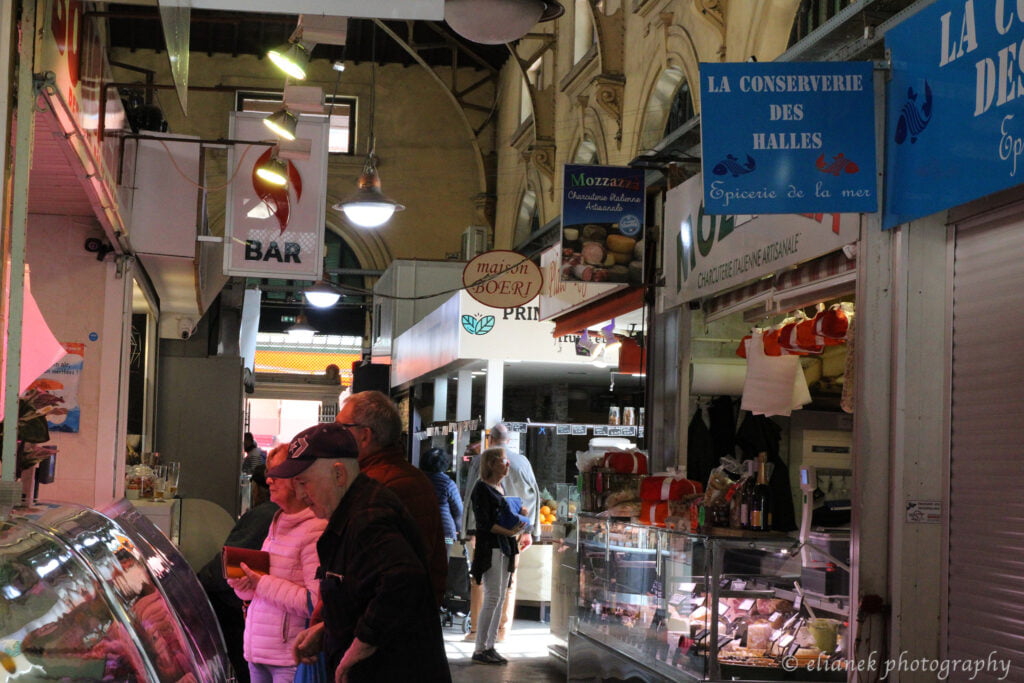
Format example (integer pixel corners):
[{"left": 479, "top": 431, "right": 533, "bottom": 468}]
[{"left": 1, "top": 0, "right": 36, "bottom": 489}]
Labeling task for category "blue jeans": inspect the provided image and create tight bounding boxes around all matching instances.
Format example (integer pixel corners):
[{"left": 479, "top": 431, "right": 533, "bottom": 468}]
[
  {"left": 474, "top": 548, "right": 510, "bottom": 652},
  {"left": 248, "top": 662, "right": 298, "bottom": 683}
]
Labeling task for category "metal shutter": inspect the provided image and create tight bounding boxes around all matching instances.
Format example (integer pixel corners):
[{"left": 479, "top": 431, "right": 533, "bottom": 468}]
[{"left": 948, "top": 208, "right": 1024, "bottom": 678}]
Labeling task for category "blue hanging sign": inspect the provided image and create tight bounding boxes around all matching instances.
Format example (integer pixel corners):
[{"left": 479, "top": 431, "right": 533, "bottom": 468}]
[
  {"left": 560, "top": 164, "right": 646, "bottom": 285},
  {"left": 699, "top": 61, "right": 877, "bottom": 215},
  {"left": 883, "top": 1, "right": 1024, "bottom": 228}
]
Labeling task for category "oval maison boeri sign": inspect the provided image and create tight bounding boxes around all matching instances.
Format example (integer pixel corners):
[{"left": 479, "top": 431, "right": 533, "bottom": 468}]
[{"left": 462, "top": 250, "right": 543, "bottom": 308}]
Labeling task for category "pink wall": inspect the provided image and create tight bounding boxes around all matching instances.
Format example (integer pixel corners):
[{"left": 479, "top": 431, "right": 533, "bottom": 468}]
[{"left": 26, "top": 214, "right": 128, "bottom": 507}]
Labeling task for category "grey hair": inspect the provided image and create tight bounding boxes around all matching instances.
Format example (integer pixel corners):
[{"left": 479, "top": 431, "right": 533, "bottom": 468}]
[
  {"left": 346, "top": 390, "right": 402, "bottom": 447},
  {"left": 488, "top": 422, "right": 509, "bottom": 444}
]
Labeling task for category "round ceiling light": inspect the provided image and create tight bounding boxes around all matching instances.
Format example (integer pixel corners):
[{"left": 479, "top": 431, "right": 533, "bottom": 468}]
[{"left": 444, "top": 0, "right": 564, "bottom": 45}]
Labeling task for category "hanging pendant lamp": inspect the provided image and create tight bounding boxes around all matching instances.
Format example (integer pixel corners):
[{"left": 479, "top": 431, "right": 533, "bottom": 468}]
[
  {"left": 445, "top": 0, "right": 564, "bottom": 45},
  {"left": 333, "top": 24, "right": 403, "bottom": 229},
  {"left": 334, "top": 152, "right": 405, "bottom": 228}
]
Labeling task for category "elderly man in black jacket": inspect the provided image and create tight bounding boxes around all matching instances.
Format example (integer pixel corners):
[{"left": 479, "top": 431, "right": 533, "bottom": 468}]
[{"left": 270, "top": 423, "right": 450, "bottom": 683}]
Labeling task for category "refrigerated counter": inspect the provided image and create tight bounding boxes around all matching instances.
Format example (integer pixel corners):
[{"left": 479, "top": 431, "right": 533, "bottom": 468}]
[{"left": 0, "top": 499, "right": 231, "bottom": 681}]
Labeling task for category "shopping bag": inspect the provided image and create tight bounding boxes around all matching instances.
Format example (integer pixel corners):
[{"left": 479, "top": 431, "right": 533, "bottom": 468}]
[
  {"left": 295, "top": 591, "right": 329, "bottom": 682},
  {"left": 294, "top": 652, "right": 329, "bottom": 683}
]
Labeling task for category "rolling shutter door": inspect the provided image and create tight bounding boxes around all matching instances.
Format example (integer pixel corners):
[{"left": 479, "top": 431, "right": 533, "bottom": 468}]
[{"left": 948, "top": 209, "right": 1024, "bottom": 673}]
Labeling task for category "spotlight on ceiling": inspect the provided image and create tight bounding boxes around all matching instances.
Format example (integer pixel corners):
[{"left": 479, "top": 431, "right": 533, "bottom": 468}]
[
  {"left": 444, "top": 0, "right": 564, "bottom": 45},
  {"left": 263, "top": 107, "right": 298, "bottom": 141},
  {"left": 255, "top": 153, "right": 289, "bottom": 186},
  {"left": 267, "top": 39, "right": 312, "bottom": 80}
]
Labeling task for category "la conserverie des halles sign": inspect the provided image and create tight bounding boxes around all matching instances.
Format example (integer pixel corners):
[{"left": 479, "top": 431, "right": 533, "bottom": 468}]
[{"left": 699, "top": 61, "right": 877, "bottom": 216}]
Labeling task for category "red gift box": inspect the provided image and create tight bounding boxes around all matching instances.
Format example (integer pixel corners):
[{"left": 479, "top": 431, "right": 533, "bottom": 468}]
[
  {"left": 640, "top": 501, "right": 669, "bottom": 527},
  {"left": 640, "top": 476, "right": 703, "bottom": 502},
  {"left": 602, "top": 450, "right": 648, "bottom": 474}
]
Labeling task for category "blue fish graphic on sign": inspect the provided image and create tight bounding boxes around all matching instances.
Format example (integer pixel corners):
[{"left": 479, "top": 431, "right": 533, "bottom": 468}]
[
  {"left": 712, "top": 154, "right": 756, "bottom": 177},
  {"left": 894, "top": 82, "right": 933, "bottom": 145},
  {"left": 462, "top": 315, "right": 495, "bottom": 335}
]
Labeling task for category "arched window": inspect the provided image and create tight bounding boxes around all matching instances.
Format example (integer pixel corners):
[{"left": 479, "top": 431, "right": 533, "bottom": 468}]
[
  {"left": 520, "top": 58, "right": 543, "bottom": 123},
  {"left": 638, "top": 67, "right": 685, "bottom": 151},
  {"left": 663, "top": 80, "right": 695, "bottom": 137},
  {"left": 512, "top": 186, "right": 539, "bottom": 248},
  {"left": 573, "top": 0, "right": 595, "bottom": 63},
  {"left": 573, "top": 136, "right": 599, "bottom": 165}
]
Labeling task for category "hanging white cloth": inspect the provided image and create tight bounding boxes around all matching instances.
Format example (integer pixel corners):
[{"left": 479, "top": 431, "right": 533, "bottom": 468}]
[{"left": 740, "top": 330, "right": 812, "bottom": 417}]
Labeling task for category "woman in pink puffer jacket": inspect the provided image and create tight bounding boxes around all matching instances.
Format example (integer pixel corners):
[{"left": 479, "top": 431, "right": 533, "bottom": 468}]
[{"left": 229, "top": 444, "right": 326, "bottom": 682}]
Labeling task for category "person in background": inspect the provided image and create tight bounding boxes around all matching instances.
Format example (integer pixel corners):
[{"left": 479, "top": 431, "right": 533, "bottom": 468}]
[
  {"left": 228, "top": 444, "right": 326, "bottom": 683},
  {"left": 469, "top": 447, "right": 525, "bottom": 665},
  {"left": 277, "top": 424, "right": 451, "bottom": 682},
  {"left": 420, "top": 447, "right": 463, "bottom": 543},
  {"left": 462, "top": 422, "right": 540, "bottom": 642},
  {"left": 335, "top": 390, "right": 447, "bottom": 604},
  {"left": 242, "top": 432, "right": 266, "bottom": 475},
  {"left": 197, "top": 465, "right": 277, "bottom": 683}
]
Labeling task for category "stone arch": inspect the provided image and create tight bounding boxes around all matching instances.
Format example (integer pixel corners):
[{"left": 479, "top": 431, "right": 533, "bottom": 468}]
[
  {"left": 580, "top": 103, "right": 610, "bottom": 165},
  {"left": 628, "top": 21, "right": 702, "bottom": 155}
]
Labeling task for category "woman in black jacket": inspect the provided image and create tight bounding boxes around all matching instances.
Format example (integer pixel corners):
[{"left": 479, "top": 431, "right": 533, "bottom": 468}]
[{"left": 469, "top": 447, "right": 525, "bottom": 665}]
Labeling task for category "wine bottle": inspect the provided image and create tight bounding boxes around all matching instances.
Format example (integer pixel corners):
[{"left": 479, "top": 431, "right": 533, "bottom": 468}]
[
  {"left": 751, "top": 452, "right": 771, "bottom": 531},
  {"left": 739, "top": 460, "right": 755, "bottom": 529}
]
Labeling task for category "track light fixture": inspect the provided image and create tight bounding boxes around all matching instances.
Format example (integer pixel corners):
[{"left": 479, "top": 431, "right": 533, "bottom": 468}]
[
  {"left": 263, "top": 107, "right": 298, "bottom": 141},
  {"left": 255, "top": 152, "right": 289, "bottom": 186},
  {"left": 267, "top": 39, "right": 312, "bottom": 80}
]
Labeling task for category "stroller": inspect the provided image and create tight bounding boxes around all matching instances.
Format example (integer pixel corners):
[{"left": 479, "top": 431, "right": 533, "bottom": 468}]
[{"left": 440, "top": 539, "right": 472, "bottom": 633}]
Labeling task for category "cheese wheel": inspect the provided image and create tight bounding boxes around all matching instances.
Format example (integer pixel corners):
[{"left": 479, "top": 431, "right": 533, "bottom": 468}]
[
  {"left": 607, "top": 234, "right": 637, "bottom": 254},
  {"left": 612, "top": 251, "right": 632, "bottom": 265}
]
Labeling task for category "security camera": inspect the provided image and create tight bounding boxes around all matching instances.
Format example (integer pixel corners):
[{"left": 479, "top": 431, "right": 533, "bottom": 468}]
[
  {"left": 84, "top": 237, "right": 115, "bottom": 261},
  {"left": 177, "top": 318, "right": 196, "bottom": 340}
]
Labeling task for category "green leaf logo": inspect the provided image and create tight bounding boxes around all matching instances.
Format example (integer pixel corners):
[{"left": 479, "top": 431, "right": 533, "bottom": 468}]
[{"left": 462, "top": 315, "right": 496, "bottom": 335}]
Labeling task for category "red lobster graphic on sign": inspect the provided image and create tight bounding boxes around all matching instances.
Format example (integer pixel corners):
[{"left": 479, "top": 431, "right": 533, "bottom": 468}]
[
  {"left": 815, "top": 153, "right": 859, "bottom": 176},
  {"left": 252, "top": 148, "right": 303, "bottom": 233}
]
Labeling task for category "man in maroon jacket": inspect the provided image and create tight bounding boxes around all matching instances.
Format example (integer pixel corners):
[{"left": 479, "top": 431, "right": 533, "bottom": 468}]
[{"left": 336, "top": 390, "right": 448, "bottom": 604}]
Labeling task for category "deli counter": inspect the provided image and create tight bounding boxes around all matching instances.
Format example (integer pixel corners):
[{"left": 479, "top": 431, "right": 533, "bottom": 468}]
[
  {"left": 0, "top": 499, "right": 230, "bottom": 681},
  {"left": 569, "top": 514, "right": 849, "bottom": 682}
]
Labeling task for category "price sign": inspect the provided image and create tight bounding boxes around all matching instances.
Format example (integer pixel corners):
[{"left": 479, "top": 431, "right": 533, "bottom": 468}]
[
  {"left": 593, "top": 425, "right": 609, "bottom": 436},
  {"left": 571, "top": 425, "right": 587, "bottom": 435},
  {"left": 556, "top": 424, "right": 571, "bottom": 435}
]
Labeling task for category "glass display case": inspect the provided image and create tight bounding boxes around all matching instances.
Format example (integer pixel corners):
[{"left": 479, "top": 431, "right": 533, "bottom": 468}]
[
  {"left": 571, "top": 514, "right": 849, "bottom": 682},
  {"left": 0, "top": 500, "right": 230, "bottom": 681}
]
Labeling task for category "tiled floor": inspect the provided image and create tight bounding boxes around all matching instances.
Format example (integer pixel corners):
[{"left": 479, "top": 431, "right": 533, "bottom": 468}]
[{"left": 445, "top": 619, "right": 566, "bottom": 682}]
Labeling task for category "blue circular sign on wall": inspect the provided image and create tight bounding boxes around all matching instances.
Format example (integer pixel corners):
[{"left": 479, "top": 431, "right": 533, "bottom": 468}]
[
  {"left": 89, "top": 332, "right": 98, "bottom": 341},
  {"left": 619, "top": 214, "right": 641, "bottom": 236}
]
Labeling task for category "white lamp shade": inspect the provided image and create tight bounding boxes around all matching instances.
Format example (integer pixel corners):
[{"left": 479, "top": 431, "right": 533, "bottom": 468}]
[
  {"left": 304, "top": 290, "right": 342, "bottom": 308},
  {"left": 304, "top": 282, "right": 342, "bottom": 308},
  {"left": 445, "top": 0, "right": 545, "bottom": 44},
  {"left": 340, "top": 201, "right": 400, "bottom": 229}
]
